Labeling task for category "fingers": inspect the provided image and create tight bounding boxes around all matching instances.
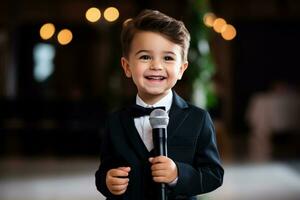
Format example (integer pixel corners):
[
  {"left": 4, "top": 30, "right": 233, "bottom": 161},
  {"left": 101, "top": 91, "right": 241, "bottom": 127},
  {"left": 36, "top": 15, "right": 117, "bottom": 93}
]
[
  {"left": 108, "top": 181, "right": 129, "bottom": 195},
  {"left": 118, "top": 166, "right": 131, "bottom": 173},
  {"left": 149, "top": 156, "right": 178, "bottom": 183},
  {"left": 151, "top": 162, "right": 166, "bottom": 171},
  {"left": 149, "top": 156, "right": 166, "bottom": 164},
  {"left": 151, "top": 167, "right": 170, "bottom": 183},
  {"left": 109, "top": 167, "right": 131, "bottom": 177},
  {"left": 108, "top": 175, "right": 129, "bottom": 185},
  {"left": 106, "top": 167, "right": 131, "bottom": 195},
  {"left": 151, "top": 169, "right": 168, "bottom": 182}
]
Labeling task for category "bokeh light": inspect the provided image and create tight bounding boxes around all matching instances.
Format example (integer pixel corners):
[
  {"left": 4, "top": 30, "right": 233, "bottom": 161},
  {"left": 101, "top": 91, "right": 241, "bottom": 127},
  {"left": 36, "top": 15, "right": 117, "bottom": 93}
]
[
  {"left": 221, "top": 24, "right": 237, "bottom": 40},
  {"left": 39, "top": 23, "right": 55, "bottom": 40},
  {"left": 85, "top": 7, "right": 101, "bottom": 23},
  {"left": 203, "top": 12, "right": 216, "bottom": 27},
  {"left": 57, "top": 29, "right": 73, "bottom": 45},
  {"left": 103, "top": 7, "right": 119, "bottom": 22},
  {"left": 213, "top": 18, "right": 227, "bottom": 33}
]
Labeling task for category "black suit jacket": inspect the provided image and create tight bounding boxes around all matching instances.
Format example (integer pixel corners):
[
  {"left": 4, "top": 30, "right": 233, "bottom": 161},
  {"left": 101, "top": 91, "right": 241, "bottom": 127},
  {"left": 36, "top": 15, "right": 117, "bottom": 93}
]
[{"left": 95, "top": 91, "right": 224, "bottom": 200}]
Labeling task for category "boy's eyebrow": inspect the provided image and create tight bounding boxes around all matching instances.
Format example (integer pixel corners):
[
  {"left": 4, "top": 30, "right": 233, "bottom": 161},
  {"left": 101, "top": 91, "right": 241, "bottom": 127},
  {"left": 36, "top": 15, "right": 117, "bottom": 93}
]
[
  {"left": 163, "top": 51, "right": 176, "bottom": 55},
  {"left": 135, "top": 50, "right": 177, "bottom": 55},
  {"left": 135, "top": 50, "right": 151, "bottom": 55}
]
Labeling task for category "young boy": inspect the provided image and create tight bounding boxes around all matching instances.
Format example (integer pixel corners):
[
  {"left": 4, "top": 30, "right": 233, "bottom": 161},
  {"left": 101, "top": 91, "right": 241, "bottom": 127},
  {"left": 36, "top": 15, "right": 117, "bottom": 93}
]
[{"left": 95, "top": 9, "right": 224, "bottom": 200}]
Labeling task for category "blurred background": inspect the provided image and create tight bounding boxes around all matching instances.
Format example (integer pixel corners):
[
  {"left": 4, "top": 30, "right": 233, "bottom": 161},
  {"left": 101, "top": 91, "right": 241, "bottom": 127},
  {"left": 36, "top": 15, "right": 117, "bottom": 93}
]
[{"left": 1, "top": 0, "right": 300, "bottom": 199}]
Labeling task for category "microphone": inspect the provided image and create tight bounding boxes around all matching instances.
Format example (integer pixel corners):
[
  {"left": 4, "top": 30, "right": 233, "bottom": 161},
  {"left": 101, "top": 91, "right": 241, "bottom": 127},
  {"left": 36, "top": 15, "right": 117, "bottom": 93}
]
[{"left": 149, "top": 109, "right": 169, "bottom": 200}]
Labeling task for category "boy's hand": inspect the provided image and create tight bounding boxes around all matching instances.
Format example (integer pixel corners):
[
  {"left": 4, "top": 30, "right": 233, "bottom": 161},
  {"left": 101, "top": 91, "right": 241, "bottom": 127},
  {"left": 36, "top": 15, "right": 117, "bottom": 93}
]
[
  {"left": 106, "top": 167, "right": 131, "bottom": 195},
  {"left": 149, "top": 156, "right": 178, "bottom": 183}
]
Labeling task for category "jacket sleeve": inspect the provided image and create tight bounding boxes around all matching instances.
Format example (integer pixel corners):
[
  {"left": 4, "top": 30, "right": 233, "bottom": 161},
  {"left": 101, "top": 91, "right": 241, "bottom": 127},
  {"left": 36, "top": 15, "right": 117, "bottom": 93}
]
[
  {"left": 95, "top": 118, "right": 120, "bottom": 198},
  {"left": 170, "top": 111, "right": 224, "bottom": 197}
]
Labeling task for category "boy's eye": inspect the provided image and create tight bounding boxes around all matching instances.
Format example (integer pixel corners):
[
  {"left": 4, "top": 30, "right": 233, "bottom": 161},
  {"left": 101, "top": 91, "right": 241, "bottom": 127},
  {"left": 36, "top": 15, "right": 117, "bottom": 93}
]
[
  {"left": 139, "top": 55, "right": 151, "bottom": 60},
  {"left": 164, "top": 56, "right": 174, "bottom": 61}
]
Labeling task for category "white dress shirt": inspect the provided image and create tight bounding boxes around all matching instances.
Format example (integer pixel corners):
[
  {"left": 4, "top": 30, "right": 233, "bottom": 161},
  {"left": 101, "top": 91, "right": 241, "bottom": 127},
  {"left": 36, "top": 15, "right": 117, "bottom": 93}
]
[
  {"left": 134, "top": 91, "right": 178, "bottom": 186},
  {"left": 134, "top": 91, "right": 173, "bottom": 151}
]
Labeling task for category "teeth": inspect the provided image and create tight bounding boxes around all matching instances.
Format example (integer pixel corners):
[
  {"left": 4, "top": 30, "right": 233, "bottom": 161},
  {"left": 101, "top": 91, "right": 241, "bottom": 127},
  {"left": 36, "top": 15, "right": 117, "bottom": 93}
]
[{"left": 147, "top": 76, "right": 164, "bottom": 80}]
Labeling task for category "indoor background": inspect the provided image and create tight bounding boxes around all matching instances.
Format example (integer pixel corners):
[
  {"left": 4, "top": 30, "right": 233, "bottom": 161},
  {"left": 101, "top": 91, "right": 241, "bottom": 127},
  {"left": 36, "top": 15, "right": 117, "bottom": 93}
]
[{"left": 1, "top": 0, "right": 300, "bottom": 200}]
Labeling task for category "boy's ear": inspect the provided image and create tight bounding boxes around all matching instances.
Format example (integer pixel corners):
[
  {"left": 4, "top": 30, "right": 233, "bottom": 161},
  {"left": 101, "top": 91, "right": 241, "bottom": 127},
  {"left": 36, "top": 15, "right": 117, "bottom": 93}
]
[
  {"left": 121, "top": 57, "right": 132, "bottom": 78},
  {"left": 178, "top": 61, "right": 188, "bottom": 80}
]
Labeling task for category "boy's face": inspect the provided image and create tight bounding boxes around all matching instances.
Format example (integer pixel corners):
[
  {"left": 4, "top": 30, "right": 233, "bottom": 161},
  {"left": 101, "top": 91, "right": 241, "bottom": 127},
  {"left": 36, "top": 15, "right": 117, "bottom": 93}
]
[{"left": 121, "top": 31, "right": 188, "bottom": 103}]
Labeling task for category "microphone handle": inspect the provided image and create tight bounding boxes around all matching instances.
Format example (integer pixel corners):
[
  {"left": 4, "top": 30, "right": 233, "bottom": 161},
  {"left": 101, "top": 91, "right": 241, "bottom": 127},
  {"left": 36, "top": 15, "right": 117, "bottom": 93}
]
[
  {"left": 153, "top": 128, "right": 168, "bottom": 200},
  {"left": 152, "top": 128, "right": 167, "bottom": 156}
]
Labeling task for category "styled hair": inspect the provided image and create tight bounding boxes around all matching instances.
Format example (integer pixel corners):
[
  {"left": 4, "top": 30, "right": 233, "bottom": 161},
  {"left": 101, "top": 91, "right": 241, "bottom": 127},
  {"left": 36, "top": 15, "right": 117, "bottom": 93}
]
[{"left": 121, "top": 9, "right": 190, "bottom": 61}]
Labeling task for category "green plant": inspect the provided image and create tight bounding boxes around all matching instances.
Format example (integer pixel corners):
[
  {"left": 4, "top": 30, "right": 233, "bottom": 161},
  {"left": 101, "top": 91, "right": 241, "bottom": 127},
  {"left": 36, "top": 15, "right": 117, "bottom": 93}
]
[{"left": 186, "top": 0, "right": 217, "bottom": 109}]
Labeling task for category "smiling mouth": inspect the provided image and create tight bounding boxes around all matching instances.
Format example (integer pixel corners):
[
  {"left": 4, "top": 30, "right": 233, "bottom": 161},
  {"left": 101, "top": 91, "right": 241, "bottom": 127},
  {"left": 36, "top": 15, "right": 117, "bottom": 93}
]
[{"left": 145, "top": 75, "right": 166, "bottom": 80}]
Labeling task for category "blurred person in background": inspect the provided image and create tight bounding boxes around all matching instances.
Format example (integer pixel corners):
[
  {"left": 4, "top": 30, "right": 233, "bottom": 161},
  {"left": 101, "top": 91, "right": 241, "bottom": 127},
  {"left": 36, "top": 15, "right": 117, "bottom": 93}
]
[{"left": 246, "top": 80, "right": 300, "bottom": 161}]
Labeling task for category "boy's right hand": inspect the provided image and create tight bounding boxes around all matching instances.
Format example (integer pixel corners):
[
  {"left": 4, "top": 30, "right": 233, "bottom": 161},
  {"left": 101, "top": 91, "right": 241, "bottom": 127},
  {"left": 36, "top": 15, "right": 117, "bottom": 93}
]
[{"left": 106, "top": 167, "right": 131, "bottom": 195}]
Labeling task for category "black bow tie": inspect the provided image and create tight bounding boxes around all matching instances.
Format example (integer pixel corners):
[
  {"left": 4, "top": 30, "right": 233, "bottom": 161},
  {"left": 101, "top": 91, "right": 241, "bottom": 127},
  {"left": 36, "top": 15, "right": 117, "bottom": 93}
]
[{"left": 130, "top": 104, "right": 165, "bottom": 118}]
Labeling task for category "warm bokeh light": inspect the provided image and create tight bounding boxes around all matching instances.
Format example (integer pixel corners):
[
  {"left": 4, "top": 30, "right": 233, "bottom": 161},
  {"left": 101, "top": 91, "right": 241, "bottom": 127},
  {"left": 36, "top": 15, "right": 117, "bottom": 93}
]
[
  {"left": 104, "top": 7, "right": 119, "bottom": 22},
  {"left": 221, "top": 24, "right": 237, "bottom": 40},
  {"left": 39, "top": 23, "right": 55, "bottom": 40},
  {"left": 213, "top": 18, "right": 227, "bottom": 33},
  {"left": 203, "top": 12, "right": 216, "bottom": 27},
  {"left": 57, "top": 29, "right": 73, "bottom": 45},
  {"left": 85, "top": 7, "right": 101, "bottom": 23}
]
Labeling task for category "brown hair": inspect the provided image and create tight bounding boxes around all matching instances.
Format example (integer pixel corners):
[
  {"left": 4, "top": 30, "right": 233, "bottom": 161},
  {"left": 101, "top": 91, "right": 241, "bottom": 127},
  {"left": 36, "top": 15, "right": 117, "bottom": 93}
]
[{"left": 121, "top": 9, "right": 190, "bottom": 61}]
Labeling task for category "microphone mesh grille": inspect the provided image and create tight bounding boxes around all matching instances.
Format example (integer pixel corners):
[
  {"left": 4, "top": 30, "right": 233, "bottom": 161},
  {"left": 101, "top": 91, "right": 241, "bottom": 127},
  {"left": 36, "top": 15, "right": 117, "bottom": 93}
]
[{"left": 149, "top": 109, "right": 169, "bottom": 128}]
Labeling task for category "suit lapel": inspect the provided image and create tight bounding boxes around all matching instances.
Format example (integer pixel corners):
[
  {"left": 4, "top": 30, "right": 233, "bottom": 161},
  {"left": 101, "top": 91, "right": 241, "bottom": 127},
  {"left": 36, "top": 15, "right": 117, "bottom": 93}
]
[
  {"left": 167, "top": 91, "right": 190, "bottom": 139},
  {"left": 120, "top": 108, "right": 150, "bottom": 161},
  {"left": 119, "top": 91, "right": 189, "bottom": 160}
]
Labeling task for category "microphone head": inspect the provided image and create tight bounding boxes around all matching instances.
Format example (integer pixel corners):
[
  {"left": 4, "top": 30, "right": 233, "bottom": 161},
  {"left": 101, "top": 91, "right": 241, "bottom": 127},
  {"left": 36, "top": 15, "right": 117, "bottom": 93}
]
[{"left": 149, "top": 109, "right": 169, "bottom": 129}]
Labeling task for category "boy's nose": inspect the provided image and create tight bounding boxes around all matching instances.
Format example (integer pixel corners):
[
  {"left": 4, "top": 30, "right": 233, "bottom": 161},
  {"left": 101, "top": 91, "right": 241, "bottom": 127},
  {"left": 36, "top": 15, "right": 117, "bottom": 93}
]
[{"left": 150, "top": 59, "right": 163, "bottom": 70}]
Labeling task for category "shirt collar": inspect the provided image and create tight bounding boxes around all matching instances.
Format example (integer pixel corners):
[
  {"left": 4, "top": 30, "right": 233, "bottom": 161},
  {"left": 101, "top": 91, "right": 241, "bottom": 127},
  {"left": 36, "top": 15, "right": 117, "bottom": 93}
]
[{"left": 136, "top": 91, "right": 173, "bottom": 112}]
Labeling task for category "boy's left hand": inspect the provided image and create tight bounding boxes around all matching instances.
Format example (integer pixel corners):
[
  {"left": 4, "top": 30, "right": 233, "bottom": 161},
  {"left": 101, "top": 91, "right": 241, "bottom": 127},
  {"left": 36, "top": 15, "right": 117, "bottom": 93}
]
[{"left": 149, "top": 156, "right": 178, "bottom": 184}]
